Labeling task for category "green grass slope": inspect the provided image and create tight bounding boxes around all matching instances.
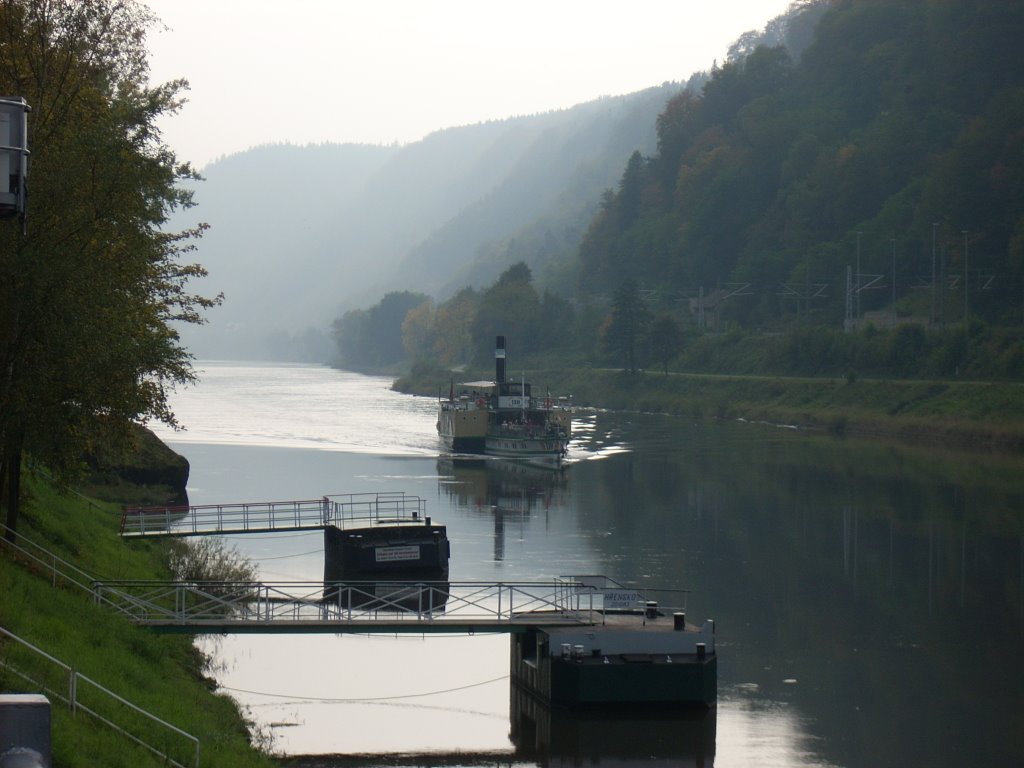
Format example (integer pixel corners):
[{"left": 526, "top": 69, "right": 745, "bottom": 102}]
[{"left": 0, "top": 472, "right": 276, "bottom": 767}]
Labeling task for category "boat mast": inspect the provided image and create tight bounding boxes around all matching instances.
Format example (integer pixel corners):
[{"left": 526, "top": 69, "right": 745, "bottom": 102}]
[{"left": 521, "top": 372, "right": 526, "bottom": 421}]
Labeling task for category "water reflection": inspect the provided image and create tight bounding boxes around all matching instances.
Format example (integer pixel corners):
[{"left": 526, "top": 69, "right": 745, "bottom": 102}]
[
  {"left": 438, "top": 457, "right": 569, "bottom": 562},
  {"left": 716, "top": 691, "right": 837, "bottom": 768},
  {"left": 197, "top": 632, "right": 513, "bottom": 757},
  {"left": 438, "top": 457, "right": 569, "bottom": 514},
  {"left": 511, "top": 688, "right": 716, "bottom": 767},
  {"left": 162, "top": 364, "right": 1024, "bottom": 767},
  {"left": 325, "top": 579, "right": 451, "bottom": 613}
]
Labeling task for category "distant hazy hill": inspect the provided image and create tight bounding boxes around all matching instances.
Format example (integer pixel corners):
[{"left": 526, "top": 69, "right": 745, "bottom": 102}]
[
  {"left": 395, "top": 84, "right": 685, "bottom": 298},
  {"left": 172, "top": 85, "right": 684, "bottom": 360}
]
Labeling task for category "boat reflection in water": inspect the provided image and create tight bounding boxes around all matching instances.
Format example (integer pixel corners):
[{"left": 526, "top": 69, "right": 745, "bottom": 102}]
[
  {"left": 322, "top": 577, "right": 451, "bottom": 613},
  {"left": 438, "top": 456, "right": 568, "bottom": 513},
  {"left": 511, "top": 686, "right": 717, "bottom": 767},
  {"left": 319, "top": 493, "right": 451, "bottom": 614},
  {"left": 439, "top": 456, "right": 569, "bottom": 562}
]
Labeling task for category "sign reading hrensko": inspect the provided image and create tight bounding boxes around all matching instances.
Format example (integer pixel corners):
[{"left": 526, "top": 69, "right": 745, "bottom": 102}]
[{"left": 602, "top": 589, "right": 643, "bottom": 609}]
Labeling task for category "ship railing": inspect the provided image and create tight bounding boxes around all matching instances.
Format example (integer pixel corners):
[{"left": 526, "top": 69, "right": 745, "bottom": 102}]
[
  {"left": 558, "top": 575, "right": 690, "bottom": 616},
  {"left": 89, "top": 580, "right": 602, "bottom": 628},
  {"left": 441, "top": 400, "right": 489, "bottom": 412},
  {"left": 323, "top": 492, "right": 429, "bottom": 527}
]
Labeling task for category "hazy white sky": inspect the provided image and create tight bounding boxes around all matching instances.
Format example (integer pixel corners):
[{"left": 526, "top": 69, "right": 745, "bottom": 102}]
[{"left": 145, "top": 0, "right": 794, "bottom": 168}]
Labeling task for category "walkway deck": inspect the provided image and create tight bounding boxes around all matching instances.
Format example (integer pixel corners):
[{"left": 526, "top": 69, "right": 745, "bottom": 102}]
[
  {"left": 8, "top": 520, "right": 689, "bottom": 638},
  {"left": 90, "top": 579, "right": 654, "bottom": 635},
  {"left": 120, "top": 492, "right": 428, "bottom": 538}
]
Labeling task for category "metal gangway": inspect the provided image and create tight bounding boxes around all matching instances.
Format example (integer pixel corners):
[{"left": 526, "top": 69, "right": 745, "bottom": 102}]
[
  {"left": 120, "top": 491, "right": 428, "bottom": 538},
  {"left": 4, "top": 522, "right": 687, "bottom": 636},
  {"left": 87, "top": 577, "right": 677, "bottom": 635}
]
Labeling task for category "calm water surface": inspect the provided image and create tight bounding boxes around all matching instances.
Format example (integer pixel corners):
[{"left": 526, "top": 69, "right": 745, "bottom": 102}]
[{"left": 152, "top": 362, "right": 1024, "bottom": 766}]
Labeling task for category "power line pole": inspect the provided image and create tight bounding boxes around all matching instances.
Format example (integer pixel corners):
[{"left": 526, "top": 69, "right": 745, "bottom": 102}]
[
  {"left": 855, "top": 231, "right": 862, "bottom": 321},
  {"left": 962, "top": 230, "right": 969, "bottom": 329},
  {"left": 962, "top": 229, "right": 969, "bottom": 367},
  {"left": 931, "top": 222, "right": 938, "bottom": 327},
  {"left": 844, "top": 265, "right": 853, "bottom": 332},
  {"left": 891, "top": 238, "right": 897, "bottom": 329}
]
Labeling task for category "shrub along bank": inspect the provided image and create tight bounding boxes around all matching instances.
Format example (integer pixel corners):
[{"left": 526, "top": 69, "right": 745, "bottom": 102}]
[{"left": 0, "top": 471, "right": 276, "bottom": 767}]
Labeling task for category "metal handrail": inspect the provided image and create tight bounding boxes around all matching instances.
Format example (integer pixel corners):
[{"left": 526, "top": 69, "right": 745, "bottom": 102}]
[
  {"left": 559, "top": 574, "right": 691, "bottom": 614},
  {"left": 1, "top": 525, "right": 688, "bottom": 626},
  {"left": 324, "top": 491, "right": 428, "bottom": 526},
  {"left": 1, "top": 523, "right": 104, "bottom": 592},
  {"left": 91, "top": 579, "right": 602, "bottom": 628},
  {"left": 120, "top": 491, "right": 430, "bottom": 537},
  {"left": 0, "top": 626, "right": 200, "bottom": 767},
  {"left": 119, "top": 498, "right": 325, "bottom": 536},
  {"left": 1, "top": 528, "right": 201, "bottom": 764}
]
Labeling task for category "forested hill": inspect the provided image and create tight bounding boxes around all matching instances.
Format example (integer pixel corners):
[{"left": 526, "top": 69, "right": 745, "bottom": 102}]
[
  {"left": 333, "top": 0, "right": 1024, "bottom": 381},
  {"left": 578, "top": 0, "right": 1024, "bottom": 329},
  {"left": 173, "top": 83, "right": 686, "bottom": 360}
]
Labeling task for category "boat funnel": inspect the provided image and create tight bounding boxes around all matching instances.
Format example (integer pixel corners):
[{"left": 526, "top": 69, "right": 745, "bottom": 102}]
[{"left": 495, "top": 335, "right": 506, "bottom": 384}]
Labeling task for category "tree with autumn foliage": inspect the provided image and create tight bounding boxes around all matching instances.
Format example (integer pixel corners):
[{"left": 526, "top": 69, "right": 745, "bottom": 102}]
[{"left": 0, "top": 0, "right": 218, "bottom": 539}]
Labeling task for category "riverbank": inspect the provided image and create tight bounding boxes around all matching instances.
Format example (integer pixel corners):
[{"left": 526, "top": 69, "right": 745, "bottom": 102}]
[
  {"left": 0, "top": 470, "right": 276, "bottom": 767},
  {"left": 394, "top": 367, "right": 1024, "bottom": 452}
]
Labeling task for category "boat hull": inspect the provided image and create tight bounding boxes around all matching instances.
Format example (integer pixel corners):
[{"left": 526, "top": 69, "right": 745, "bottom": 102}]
[
  {"left": 511, "top": 616, "right": 717, "bottom": 707},
  {"left": 437, "top": 407, "right": 487, "bottom": 454},
  {"left": 323, "top": 523, "right": 450, "bottom": 580},
  {"left": 547, "top": 653, "right": 717, "bottom": 706},
  {"left": 484, "top": 434, "right": 569, "bottom": 461},
  {"left": 438, "top": 401, "right": 571, "bottom": 460},
  {"left": 327, "top": 579, "right": 451, "bottom": 613},
  {"left": 438, "top": 337, "right": 571, "bottom": 461}
]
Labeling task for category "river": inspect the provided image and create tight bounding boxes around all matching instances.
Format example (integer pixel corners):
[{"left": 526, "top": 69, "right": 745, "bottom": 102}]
[{"left": 151, "top": 361, "right": 1024, "bottom": 766}]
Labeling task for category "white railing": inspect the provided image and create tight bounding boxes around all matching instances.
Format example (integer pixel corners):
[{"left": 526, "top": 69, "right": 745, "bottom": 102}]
[
  {"left": 1, "top": 525, "right": 688, "bottom": 631},
  {"left": 119, "top": 498, "right": 325, "bottom": 537},
  {"left": 0, "top": 626, "right": 200, "bottom": 768},
  {"left": 90, "top": 579, "right": 602, "bottom": 629},
  {"left": 1, "top": 523, "right": 105, "bottom": 598},
  {"left": 324, "top": 491, "right": 428, "bottom": 527},
  {"left": 120, "top": 491, "right": 429, "bottom": 537},
  {"left": 1, "top": 526, "right": 202, "bottom": 765}
]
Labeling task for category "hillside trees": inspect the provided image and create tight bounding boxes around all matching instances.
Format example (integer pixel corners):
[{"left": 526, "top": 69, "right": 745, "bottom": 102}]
[
  {"left": 0, "top": 0, "right": 217, "bottom": 537},
  {"left": 602, "top": 279, "right": 651, "bottom": 374},
  {"left": 349, "top": 0, "right": 1024, "bottom": 380},
  {"left": 468, "top": 262, "right": 542, "bottom": 363},
  {"left": 575, "top": 0, "right": 1024, "bottom": 336},
  {"left": 335, "top": 262, "right": 583, "bottom": 371},
  {"left": 431, "top": 287, "right": 477, "bottom": 365},
  {"left": 331, "top": 291, "right": 430, "bottom": 369},
  {"left": 648, "top": 313, "right": 683, "bottom": 374}
]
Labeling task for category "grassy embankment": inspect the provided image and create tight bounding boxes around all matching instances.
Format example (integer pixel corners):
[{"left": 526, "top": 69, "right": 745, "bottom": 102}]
[
  {"left": 0, "top": 471, "right": 276, "bottom": 768},
  {"left": 397, "top": 366, "right": 1024, "bottom": 452}
]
